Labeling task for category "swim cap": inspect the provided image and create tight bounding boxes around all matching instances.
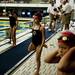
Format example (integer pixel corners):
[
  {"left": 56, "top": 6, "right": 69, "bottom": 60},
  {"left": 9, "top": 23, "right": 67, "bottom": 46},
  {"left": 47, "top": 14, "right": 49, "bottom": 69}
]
[
  {"left": 58, "top": 31, "right": 75, "bottom": 47},
  {"left": 33, "top": 12, "right": 42, "bottom": 21}
]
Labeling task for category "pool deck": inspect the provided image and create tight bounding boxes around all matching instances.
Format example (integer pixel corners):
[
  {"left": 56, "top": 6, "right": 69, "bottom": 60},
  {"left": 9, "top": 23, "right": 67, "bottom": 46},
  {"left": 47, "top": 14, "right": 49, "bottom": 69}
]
[
  {"left": 5, "top": 30, "right": 61, "bottom": 75},
  {"left": 0, "top": 29, "right": 32, "bottom": 54}
]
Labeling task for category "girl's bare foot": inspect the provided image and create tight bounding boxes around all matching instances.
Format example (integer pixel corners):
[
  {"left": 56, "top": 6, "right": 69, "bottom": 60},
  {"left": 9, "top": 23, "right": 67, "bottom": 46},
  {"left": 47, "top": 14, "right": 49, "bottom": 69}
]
[
  {"left": 13, "top": 44, "right": 16, "bottom": 47},
  {"left": 34, "top": 71, "right": 39, "bottom": 75}
]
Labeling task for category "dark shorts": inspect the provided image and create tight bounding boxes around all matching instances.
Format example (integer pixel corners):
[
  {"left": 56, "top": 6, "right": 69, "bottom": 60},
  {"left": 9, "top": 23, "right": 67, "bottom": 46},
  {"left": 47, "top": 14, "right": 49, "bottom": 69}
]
[
  {"left": 61, "top": 13, "right": 71, "bottom": 25},
  {"left": 53, "top": 15, "right": 59, "bottom": 21}
]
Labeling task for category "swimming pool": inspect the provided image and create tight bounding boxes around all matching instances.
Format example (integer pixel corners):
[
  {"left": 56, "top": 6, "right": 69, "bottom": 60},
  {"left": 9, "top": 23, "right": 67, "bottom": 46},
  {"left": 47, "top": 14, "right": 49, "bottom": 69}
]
[{"left": 0, "top": 20, "right": 32, "bottom": 41}]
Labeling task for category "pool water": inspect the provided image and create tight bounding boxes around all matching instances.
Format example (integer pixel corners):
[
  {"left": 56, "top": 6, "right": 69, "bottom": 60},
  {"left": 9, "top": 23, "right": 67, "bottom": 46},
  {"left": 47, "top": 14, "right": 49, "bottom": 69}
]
[{"left": 0, "top": 20, "right": 32, "bottom": 41}]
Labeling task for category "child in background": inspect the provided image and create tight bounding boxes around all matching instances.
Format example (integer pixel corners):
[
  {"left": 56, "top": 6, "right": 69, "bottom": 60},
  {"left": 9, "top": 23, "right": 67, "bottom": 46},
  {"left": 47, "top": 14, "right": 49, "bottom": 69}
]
[
  {"left": 45, "top": 31, "right": 75, "bottom": 75},
  {"left": 9, "top": 10, "right": 18, "bottom": 47}
]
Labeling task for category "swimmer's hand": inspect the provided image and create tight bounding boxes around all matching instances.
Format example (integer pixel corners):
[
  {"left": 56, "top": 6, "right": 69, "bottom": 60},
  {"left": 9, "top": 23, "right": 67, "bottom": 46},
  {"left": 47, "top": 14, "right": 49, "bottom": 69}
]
[{"left": 43, "top": 44, "right": 48, "bottom": 48}]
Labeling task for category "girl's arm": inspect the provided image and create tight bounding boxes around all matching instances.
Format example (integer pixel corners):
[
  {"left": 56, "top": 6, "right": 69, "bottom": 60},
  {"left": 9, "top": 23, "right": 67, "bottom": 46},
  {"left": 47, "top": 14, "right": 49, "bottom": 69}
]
[
  {"left": 40, "top": 25, "right": 45, "bottom": 47},
  {"left": 57, "top": 47, "right": 75, "bottom": 72},
  {"left": 44, "top": 49, "right": 60, "bottom": 63}
]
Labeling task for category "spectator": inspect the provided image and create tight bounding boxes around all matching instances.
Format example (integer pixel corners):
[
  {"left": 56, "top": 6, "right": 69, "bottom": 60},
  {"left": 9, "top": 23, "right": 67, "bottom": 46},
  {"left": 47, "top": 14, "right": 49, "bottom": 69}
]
[
  {"left": 60, "top": 0, "right": 72, "bottom": 30},
  {"left": 47, "top": 1, "right": 58, "bottom": 32}
]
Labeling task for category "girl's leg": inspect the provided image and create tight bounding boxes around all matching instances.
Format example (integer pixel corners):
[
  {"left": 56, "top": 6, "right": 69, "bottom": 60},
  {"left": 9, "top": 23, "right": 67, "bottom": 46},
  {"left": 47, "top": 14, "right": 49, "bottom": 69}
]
[
  {"left": 65, "top": 24, "right": 69, "bottom": 30},
  {"left": 9, "top": 27, "right": 12, "bottom": 43},
  {"left": 28, "top": 43, "right": 36, "bottom": 52},
  {"left": 12, "top": 26, "right": 16, "bottom": 46},
  {"left": 51, "top": 20, "right": 56, "bottom": 31},
  {"left": 34, "top": 46, "right": 42, "bottom": 75},
  {"left": 9, "top": 27, "right": 13, "bottom": 43}
]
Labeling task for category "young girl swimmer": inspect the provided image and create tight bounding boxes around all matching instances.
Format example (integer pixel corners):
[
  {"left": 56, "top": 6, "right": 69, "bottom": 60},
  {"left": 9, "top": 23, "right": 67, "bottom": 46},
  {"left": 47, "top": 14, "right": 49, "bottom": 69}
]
[
  {"left": 28, "top": 12, "right": 47, "bottom": 75},
  {"left": 45, "top": 31, "right": 75, "bottom": 75}
]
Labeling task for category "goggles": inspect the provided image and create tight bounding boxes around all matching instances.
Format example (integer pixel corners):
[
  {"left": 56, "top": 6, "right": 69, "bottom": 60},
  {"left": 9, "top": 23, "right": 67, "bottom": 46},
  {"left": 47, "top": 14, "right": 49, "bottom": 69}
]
[{"left": 58, "top": 31, "right": 75, "bottom": 46}]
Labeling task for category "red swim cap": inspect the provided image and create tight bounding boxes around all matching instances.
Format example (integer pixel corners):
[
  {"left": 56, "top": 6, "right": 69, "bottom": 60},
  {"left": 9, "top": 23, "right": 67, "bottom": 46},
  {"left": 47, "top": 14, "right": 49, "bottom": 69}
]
[
  {"left": 33, "top": 12, "right": 42, "bottom": 21},
  {"left": 58, "top": 31, "right": 75, "bottom": 47},
  {"left": 33, "top": 15, "right": 40, "bottom": 20}
]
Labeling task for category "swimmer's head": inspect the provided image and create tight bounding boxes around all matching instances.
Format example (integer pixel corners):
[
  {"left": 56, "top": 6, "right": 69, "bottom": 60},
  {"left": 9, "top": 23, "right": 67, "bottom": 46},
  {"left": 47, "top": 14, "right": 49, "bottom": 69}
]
[
  {"left": 33, "top": 12, "right": 42, "bottom": 22},
  {"left": 58, "top": 31, "right": 75, "bottom": 47}
]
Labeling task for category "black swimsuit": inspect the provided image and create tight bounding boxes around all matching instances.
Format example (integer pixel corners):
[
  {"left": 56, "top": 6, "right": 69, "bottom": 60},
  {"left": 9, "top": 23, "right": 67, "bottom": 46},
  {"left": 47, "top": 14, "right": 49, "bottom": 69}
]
[
  {"left": 32, "top": 29, "right": 42, "bottom": 46},
  {"left": 9, "top": 16, "right": 16, "bottom": 28}
]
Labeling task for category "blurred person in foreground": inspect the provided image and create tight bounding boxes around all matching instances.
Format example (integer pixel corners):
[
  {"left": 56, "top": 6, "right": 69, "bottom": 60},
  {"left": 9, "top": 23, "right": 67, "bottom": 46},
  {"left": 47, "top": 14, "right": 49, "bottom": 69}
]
[
  {"left": 45, "top": 30, "right": 75, "bottom": 75},
  {"left": 28, "top": 12, "right": 47, "bottom": 75}
]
